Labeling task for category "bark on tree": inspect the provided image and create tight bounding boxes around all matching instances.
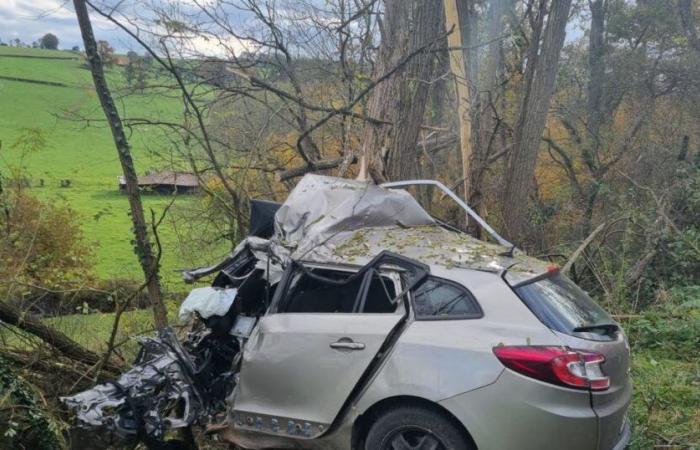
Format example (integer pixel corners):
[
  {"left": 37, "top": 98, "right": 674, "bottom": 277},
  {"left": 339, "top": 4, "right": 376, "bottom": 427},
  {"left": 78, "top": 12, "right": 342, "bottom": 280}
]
[
  {"left": 501, "top": 0, "right": 572, "bottom": 243},
  {"left": 359, "top": 0, "right": 444, "bottom": 182},
  {"left": 587, "top": 0, "right": 606, "bottom": 152},
  {"left": 73, "top": 0, "right": 168, "bottom": 330}
]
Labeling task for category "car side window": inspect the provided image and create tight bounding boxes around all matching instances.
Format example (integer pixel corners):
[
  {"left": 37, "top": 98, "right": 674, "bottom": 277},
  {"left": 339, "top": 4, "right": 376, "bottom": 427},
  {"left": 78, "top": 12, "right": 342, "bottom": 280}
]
[
  {"left": 360, "top": 273, "right": 398, "bottom": 313},
  {"left": 412, "top": 277, "right": 482, "bottom": 320},
  {"left": 280, "top": 267, "right": 398, "bottom": 313}
]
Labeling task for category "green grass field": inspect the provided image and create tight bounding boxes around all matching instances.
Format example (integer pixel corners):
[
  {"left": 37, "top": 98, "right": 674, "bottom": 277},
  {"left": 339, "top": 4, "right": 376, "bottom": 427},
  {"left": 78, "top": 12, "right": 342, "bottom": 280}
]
[{"left": 0, "top": 47, "right": 229, "bottom": 289}]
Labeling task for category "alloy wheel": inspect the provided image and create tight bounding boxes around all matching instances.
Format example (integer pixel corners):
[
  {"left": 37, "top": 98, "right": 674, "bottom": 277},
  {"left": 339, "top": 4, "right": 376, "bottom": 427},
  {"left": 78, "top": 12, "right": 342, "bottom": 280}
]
[{"left": 382, "top": 426, "right": 446, "bottom": 450}]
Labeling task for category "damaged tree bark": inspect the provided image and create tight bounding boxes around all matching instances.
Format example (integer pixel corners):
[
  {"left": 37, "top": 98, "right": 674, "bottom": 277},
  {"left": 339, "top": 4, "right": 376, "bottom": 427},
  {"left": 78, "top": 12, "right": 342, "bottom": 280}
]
[
  {"left": 444, "top": 0, "right": 473, "bottom": 203},
  {"left": 73, "top": 0, "right": 168, "bottom": 330}
]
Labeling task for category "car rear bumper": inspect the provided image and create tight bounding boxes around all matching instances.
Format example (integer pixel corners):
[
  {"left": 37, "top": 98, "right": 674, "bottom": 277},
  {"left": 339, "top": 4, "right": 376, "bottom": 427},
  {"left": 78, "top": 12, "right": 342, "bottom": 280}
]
[
  {"left": 439, "top": 369, "right": 614, "bottom": 450},
  {"left": 611, "top": 418, "right": 631, "bottom": 450}
]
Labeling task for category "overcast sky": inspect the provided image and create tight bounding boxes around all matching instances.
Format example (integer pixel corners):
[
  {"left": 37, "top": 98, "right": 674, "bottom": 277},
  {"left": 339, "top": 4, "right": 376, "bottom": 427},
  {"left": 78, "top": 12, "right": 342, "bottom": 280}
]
[
  {"left": 0, "top": 0, "right": 144, "bottom": 52},
  {"left": 1, "top": 1, "right": 584, "bottom": 55}
]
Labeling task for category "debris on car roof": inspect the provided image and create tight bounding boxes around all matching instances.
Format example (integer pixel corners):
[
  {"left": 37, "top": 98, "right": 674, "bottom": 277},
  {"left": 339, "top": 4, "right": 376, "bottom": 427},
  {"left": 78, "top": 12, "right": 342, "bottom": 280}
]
[{"left": 300, "top": 224, "right": 548, "bottom": 276}]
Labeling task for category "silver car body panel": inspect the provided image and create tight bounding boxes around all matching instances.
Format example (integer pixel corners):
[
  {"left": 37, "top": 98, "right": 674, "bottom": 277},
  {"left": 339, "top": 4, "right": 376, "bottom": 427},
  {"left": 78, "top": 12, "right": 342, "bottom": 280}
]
[
  {"left": 439, "top": 369, "right": 598, "bottom": 450},
  {"left": 233, "top": 311, "right": 403, "bottom": 434},
  {"left": 232, "top": 266, "right": 406, "bottom": 438},
  {"left": 439, "top": 367, "right": 631, "bottom": 450}
]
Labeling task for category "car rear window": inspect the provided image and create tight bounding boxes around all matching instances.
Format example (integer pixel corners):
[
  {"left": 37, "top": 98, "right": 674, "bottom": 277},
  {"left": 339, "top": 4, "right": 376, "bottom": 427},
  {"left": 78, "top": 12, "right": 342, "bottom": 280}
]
[
  {"left": 412, "top": 276, "right": 482, "bottom": 320},
  {"left": 514, "top": 274, "right": 615, "bottom": 338}
]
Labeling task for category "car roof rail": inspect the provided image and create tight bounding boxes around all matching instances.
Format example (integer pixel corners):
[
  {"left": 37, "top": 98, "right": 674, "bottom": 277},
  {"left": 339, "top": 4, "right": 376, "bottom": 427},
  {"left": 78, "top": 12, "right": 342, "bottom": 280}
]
[{"left": 380, "top": 179, "right": 514, "bottom": 248}]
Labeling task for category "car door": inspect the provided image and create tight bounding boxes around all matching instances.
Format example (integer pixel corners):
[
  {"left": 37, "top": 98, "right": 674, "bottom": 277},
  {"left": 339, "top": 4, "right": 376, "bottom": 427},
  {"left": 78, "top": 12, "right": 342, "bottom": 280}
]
[{"left": 231, "top": 264, "right": 404, "bottom": 438}]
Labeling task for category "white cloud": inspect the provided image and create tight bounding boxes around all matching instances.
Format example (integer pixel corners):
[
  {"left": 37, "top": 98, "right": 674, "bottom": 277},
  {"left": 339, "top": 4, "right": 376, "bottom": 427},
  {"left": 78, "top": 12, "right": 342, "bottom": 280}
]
[
  {"left": 0, "top": 0, "right": 134, "bottom": 51},
  {"left": 0, "top": 0, "right": 263, "bottom": 57}
]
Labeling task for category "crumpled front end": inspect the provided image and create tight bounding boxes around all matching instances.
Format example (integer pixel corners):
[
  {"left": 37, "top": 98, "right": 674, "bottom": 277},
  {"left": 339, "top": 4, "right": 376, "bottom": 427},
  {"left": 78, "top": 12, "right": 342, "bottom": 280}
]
[{"left": 61, "top": 327, "right": 238, "bottom": 446}]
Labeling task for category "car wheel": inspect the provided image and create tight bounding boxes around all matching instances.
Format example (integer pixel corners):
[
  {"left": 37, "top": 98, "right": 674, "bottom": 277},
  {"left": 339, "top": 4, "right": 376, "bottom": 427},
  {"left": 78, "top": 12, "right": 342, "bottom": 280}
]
[{"left": 364, "top": 405, "right": 473, "bottom": 450}]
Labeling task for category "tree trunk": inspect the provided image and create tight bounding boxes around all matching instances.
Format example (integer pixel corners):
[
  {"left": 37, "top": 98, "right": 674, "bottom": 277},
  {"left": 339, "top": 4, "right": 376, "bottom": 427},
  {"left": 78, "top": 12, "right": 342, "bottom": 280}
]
[
  {"left": 73, "top": 0, "right": 168, "bottom": 330},
  {"left": 587, "top": 0, "right": 606, "bottom": 152},
  {"left": 360, "top": 0, "right": 443, "bottom": 182},
  {"left": 444, "top": 0, "right": 473, "bottom": 201},
  {"left": 577, "top": 0, "right": 606, "bottom": 236},
  {"left": 0, "top": 299, "right": 120, "bottom": 373},
  {"left": 501, "top": 0, "right": 572, "bottom": 243},
  {"left": 473, "top": 0, "right": 509, "bottom": 206}
]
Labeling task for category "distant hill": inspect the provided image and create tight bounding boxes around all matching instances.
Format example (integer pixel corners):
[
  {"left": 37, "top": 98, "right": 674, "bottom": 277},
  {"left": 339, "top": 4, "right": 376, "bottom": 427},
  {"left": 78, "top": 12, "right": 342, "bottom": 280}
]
[{"left": 0, "top": 47, "right": 227, "bottom": 286}]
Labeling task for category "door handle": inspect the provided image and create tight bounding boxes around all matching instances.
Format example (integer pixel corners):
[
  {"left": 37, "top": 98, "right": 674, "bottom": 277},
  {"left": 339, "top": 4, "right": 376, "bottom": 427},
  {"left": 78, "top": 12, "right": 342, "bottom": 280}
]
[{"left": 330, "top": 339, "right": 365, "bottom": 351}]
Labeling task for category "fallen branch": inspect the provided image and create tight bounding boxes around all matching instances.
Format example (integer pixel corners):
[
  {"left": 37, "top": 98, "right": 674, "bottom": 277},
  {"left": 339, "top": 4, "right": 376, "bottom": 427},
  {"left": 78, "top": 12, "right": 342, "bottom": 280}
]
[
  {"left": 562, "top": 222, "right": 607, "bottom": 274},
  {"left": 0, "top": 299, "right": 120, "bottom": 373},
  {"left": 277, "top": 156, "right": 357, "bottom": 182},
  {"left": 611, "top": 314, "right": 643, "bottom": 320}
]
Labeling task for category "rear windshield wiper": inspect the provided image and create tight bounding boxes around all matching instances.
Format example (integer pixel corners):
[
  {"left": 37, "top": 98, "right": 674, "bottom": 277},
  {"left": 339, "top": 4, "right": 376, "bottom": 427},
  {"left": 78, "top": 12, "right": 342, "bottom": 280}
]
[{"left": 572, "top": 323, "right": 619, "bottom": 335}]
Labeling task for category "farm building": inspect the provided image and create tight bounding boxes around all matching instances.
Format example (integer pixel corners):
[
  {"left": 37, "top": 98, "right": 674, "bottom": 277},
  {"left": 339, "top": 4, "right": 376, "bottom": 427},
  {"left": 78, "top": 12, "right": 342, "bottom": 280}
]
[{"left": 118, "top": 171, "right": 199, "bottom": 194}]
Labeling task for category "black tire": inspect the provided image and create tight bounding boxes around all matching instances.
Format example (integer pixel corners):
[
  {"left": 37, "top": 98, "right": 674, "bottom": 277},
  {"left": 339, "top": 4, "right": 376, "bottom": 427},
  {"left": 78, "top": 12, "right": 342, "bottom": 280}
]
[{"left": 364, "top": 405, "right": 474, "bottom": 450}]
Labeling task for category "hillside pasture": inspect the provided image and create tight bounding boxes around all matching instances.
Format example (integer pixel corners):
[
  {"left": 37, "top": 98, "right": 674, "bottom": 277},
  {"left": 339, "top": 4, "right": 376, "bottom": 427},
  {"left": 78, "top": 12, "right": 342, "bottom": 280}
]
[{"left": 0, "top": 47, "right": 228, "bottom": 288}]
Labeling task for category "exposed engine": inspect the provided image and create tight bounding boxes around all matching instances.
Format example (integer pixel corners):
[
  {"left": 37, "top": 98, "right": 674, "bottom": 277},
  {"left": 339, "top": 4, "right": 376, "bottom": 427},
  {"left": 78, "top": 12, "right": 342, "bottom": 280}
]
[{"left": 62, "top": 250, "right": 270, "bottom": 449}]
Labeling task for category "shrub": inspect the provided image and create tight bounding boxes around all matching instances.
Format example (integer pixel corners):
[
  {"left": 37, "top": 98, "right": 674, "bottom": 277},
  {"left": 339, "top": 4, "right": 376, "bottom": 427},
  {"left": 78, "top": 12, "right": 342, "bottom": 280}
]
[
  {"left": 0, "top": 188, "right": 95, "bottom": 293},
  {"left": 0, "top": 359, "right": 65, "bottom": 450}
]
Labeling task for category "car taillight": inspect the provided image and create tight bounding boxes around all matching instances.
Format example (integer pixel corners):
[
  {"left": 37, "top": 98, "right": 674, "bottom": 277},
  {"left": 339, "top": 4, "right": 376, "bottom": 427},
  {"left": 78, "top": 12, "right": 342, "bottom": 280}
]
[{"left": 492, "top": 346, "right": 610, "bottom": 391}]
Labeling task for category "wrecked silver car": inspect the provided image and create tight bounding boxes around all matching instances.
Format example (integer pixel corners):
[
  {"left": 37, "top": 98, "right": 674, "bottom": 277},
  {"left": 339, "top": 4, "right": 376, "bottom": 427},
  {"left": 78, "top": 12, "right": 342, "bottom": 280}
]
[{"left": 64, "top": 175, "right": 632, "bottom": 450}]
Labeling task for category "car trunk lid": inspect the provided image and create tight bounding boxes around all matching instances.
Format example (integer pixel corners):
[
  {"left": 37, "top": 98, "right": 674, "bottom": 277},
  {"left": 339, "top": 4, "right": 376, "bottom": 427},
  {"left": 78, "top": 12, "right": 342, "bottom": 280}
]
[{"left": 509, "top": 272, "right": 632, "bottom": 449}]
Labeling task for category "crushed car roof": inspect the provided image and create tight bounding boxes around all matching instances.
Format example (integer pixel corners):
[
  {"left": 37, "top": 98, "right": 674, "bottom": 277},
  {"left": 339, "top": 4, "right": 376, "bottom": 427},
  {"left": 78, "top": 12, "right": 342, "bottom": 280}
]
[
  {"left": 185, "top": 174, "right": 549, "bottom": 283},
  {"left": 274, "top": 174, "right": 434, "bottom": 250},
  {"left": 274, "top": 174, "right": 547, "bottom": 276}
]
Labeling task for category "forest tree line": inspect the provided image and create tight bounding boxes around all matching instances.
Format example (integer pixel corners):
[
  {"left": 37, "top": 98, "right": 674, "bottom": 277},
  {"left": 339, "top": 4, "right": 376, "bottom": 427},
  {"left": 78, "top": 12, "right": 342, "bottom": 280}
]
[{"left": 80, "top": 0, "right": 699, "bottom": 305}]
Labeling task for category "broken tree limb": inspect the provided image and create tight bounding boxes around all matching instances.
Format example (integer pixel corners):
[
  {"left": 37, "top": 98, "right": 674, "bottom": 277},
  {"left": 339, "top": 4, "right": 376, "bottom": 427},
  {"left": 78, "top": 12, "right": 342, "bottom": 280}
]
[
  {"left": 0, "top": 300, "right": 120, "bottom": 373},
  {"left": 277, "top": 156, "right": 358, "bottom": 182},
  {"left": 443, "top": 0, "right": 473, "bottom": 201},
  {"left": 562, "top": 222, "right": 607, "bottom": 274}
]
